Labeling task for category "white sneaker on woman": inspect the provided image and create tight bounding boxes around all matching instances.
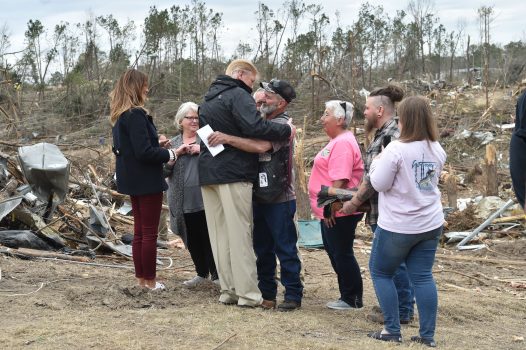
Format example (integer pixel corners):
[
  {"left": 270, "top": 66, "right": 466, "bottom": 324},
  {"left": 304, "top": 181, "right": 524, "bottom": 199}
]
[
  {"left": 183, "top": 275, "right": 206, "bottom": 287},
  {"left": 147, "top": 282, "right": 165, "bottom": 291}
]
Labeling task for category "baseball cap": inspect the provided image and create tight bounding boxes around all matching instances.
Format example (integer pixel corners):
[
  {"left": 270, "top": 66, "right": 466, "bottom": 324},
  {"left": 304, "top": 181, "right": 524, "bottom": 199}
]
[{"left": 260, "top": 79, "right": 296, "bottom": 103}]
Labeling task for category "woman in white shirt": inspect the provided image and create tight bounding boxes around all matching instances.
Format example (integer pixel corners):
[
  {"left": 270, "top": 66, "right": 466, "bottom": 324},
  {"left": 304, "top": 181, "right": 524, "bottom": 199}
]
[{"left": 367, "top": 96, "right": 446, "bottom": 348}]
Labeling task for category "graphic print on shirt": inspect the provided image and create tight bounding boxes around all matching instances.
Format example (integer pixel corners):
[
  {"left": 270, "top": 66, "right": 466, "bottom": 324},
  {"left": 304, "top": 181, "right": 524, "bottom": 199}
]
[
  {"left": 412, "top": 154, "right": 437, "bottom": 191},
  {"left": 321, "top": 147, "right": 330, "bottom": 157}
]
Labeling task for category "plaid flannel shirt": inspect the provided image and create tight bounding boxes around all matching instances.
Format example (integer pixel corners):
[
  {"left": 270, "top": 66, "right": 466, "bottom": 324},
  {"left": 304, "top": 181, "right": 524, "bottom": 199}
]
[{"left": 363, "top": 118, "right": 400, "bottom": 226}]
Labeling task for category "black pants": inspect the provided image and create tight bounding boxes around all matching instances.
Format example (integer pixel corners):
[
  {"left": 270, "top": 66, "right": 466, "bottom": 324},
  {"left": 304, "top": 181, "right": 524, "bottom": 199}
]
[
  {"left": 510, "top": 133, "right": 526, "bottom": 208},
  {"left": 320, "top": 214, "right": 364, "bottom": 307},
  {"left": 184, "top": 210, "right": 218, "bottom": 279}
]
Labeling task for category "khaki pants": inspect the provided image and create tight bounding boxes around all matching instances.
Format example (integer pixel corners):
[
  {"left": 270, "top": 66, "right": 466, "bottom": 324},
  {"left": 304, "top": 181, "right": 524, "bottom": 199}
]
[{"left": 201, "top": 182, "right": 262, "bottom": 307}]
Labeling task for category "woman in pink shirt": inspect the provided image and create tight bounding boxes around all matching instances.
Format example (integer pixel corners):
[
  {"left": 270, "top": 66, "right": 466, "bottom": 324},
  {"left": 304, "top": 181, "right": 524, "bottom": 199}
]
[
  {"left": 308, "top": 100, "right": 364, "bottom": 310},
  {"left": 367, "top": 96, "right": 445, "bottom": 347}
]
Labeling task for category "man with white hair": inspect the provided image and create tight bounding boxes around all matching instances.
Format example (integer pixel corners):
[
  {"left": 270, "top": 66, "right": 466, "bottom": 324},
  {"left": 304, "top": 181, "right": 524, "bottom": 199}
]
[{"left": 208, "top": 79, "right": 302, "bottom": 311}]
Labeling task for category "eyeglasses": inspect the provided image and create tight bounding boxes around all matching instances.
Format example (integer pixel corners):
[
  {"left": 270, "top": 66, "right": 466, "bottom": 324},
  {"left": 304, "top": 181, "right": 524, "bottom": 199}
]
[{"left": 184, "top": 116, "right": 199, "bottom": 121}]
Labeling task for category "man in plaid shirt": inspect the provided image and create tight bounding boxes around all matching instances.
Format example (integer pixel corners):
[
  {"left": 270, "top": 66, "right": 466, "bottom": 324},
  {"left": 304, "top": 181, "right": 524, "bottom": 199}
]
[{"left": 340, "top": 85, "right": 415, "bottom": 324}]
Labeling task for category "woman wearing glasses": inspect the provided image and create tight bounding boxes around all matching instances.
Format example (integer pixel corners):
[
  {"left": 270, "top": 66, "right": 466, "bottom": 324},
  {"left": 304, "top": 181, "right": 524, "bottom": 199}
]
[
  {"left": 164, "top": 102, "right": 218, "bottom": 287},
  {"left": 308, "top": 100, "right": 365, "bottom": 310}
]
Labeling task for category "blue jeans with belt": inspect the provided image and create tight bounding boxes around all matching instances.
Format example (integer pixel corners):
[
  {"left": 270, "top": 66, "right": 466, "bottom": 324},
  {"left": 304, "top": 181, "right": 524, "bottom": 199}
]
[
  {"left": 320, "top": 214, "right": 364, "bottom": 307},
  {"left": 253, "top": 200, "right": 303, "bottom": 303},
  {"left": 371, "top": 224, "right": 415, "bottom": 321},
  {"left": 369, "top": 225, "right": 442, "bottom": 341}
]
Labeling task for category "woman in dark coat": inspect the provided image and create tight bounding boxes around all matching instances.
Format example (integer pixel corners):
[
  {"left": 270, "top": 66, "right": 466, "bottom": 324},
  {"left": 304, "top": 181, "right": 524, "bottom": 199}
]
[{"left": 110, "top": 69, "right": 175, "bottom": 290}]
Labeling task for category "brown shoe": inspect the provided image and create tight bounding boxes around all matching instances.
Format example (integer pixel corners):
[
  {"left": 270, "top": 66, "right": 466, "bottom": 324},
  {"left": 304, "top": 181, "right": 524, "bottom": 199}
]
[
  {"left": 261, "top": 299, "right": 276, "bottom": 309},
  {"left": 277, "top": 300, "right": 301, "bottom": 311}
]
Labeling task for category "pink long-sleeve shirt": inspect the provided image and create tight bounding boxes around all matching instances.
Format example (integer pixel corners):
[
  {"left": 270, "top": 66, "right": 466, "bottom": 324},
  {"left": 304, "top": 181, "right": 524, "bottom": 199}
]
[
  {"left": 308, "top": 131, "right": 364, "bottom": 219},
  {"left": 370, "top": 140, "right": 446, "bottom": 234}
]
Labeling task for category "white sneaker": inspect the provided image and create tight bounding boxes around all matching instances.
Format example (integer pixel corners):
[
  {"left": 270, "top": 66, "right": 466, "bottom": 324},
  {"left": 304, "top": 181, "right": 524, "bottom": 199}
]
[
  {"left": 212, "top": 278, "right": 220, "bottom": 286},
  {"left": 183, "top": 275, "right": 206, "bottom": 287},
  {"left": 327, "top": 299, "right": 353, "bottom": 310},
  {"left": 147, "top": 282, "right": 165, "bottom": 291}
]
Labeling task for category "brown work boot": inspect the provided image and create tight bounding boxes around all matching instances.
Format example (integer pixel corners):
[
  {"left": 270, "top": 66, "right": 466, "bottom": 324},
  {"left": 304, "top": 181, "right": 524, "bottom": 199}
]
[
  {"left": 261, "top": 299, "right": 276, "bottom": 310},
  {"left": 278, "top": 300, "right": 301, "bottom": 311}
]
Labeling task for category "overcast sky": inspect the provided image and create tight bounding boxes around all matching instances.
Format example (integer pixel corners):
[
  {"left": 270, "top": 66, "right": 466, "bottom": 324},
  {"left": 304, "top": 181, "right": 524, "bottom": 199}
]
[{"left": 2, "top": 0, "right": 525, "bottom": 60}]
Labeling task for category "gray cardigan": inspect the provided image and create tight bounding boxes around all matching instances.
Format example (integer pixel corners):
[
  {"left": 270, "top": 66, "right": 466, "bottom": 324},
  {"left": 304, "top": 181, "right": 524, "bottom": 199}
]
[{"left": 163, "top": 134, "right": 200, "bottom": 246}]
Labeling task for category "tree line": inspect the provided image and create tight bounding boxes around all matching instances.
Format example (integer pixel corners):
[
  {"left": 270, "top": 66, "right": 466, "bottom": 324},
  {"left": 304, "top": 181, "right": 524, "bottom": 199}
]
[{"left": 0, "top": 0, "right": 525, "bottom": 135}]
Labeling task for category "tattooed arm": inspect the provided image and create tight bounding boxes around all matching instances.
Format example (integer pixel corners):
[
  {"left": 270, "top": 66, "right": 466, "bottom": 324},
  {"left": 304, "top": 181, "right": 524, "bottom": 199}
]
[{"left": 339, "top": 175, "right": 376, "bottom": 215}]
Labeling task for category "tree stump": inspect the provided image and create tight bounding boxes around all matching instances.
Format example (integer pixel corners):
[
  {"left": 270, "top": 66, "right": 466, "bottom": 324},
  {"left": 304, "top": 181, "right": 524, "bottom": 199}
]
[
  {"left": 484, "top": 143, "right": 498, "bottom": 196},
  {"left": 444, "top": 173, "right": 458, "bottom": 209}
]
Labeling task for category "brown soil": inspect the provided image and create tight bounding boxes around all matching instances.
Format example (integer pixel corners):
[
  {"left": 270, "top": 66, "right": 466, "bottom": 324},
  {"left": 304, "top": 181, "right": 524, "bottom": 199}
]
[
  {"left": 1, "top": 229, "right": 525, "bottom": 350},
  {"left": 1, "top": 88, "right": 525, "bottom": 349}
]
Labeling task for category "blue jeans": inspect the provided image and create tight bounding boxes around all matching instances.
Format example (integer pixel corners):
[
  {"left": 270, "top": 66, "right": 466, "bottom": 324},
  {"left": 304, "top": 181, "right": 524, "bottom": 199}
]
[
  {"left": 369, "top": 225, "right": 442, "bottom": 340},
  {"left": 371, "top": 224, "right": 415, "bottom": 321},
  {"left": 320, "top": 214, "right": 364, "bottom": 307},
  {"left": 253, "top": 200, "right": 303, "bottom": 302}
]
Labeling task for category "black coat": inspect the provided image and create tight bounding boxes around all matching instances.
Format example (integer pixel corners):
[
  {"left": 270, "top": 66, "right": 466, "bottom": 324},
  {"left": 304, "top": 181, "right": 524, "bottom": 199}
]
[
  {"left": 198, "top": 75, "right": 291, "bottom": 186},
  {"left": 514, "top": 90, "right": 526, "bottom": 138},
  {"left": 112, "top": 108, "right": 170, "bottom": 196}
]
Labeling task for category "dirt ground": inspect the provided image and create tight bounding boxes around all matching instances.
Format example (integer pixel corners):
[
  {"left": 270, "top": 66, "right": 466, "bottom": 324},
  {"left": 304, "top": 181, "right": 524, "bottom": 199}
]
[
  {"left": 1, "top": 225, "right": 525, "bottom": 350},
  {"left": 1, "top": 87, "right": 525, "bottom": 349}
]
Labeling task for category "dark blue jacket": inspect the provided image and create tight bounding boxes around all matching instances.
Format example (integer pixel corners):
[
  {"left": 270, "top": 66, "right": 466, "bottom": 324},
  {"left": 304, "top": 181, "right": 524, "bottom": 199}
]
[
  {"left": 112, "top": 108, "right": 170, "bottom": 195},
  {"left": 514, "top": 90, "right": 526, "bottom": 139},
  {"left": 198, "top": 75, "right": 291, "bottom": 185}
]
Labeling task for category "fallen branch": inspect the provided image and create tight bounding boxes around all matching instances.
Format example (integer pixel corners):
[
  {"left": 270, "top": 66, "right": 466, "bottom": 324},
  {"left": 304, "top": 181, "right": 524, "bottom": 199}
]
[
  {"left": 436, "top": 253, "right": 526, "bottom": 266},
  {"left": 3, "top": 282, "right": 44, "bottom": 297},
  {"left": 0, "top": 247, "right": 90, "bottom": 262},
  {"left": 492, "top": 214, "right": 526, "bottom": 223},
  {"left": 441, "top": 282, "right": 476, "bottom": 292},
  {"left": 212, "top": 333, "right": 237, "bottom": 350},
  {"left": 434, "top": 269, "right": 488, "bottom": 285}
]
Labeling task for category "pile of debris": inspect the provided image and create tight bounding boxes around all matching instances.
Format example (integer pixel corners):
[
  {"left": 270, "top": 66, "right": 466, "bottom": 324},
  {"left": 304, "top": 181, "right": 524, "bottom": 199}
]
[{"left": 0, "top": 142, "right": 139, "bottom": 263}]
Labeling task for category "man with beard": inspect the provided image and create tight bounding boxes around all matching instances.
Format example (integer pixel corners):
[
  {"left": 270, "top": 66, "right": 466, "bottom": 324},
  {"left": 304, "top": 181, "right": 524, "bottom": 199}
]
[
  {"left": 199, "top": 60, "right": 293, "bottom": 308},
  {"left": 340, "top": 85, "right": 415, "bottom": 324},
  {"left": 208, "top": 79, "right": 303, "bottom": 311}
]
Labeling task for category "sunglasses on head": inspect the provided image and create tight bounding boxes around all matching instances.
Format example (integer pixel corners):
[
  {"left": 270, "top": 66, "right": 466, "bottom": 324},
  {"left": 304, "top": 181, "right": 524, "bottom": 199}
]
[{"left": 340, "top": 101, "right": 347, "bottom": 115}]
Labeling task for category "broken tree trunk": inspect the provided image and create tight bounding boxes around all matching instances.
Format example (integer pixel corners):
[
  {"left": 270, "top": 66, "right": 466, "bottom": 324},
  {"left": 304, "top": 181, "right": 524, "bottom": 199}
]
[
  {"left": 492, "top": 214, "right": 526, "bottom": 223},
  {"left": 444, "top": 173, "right": 458, "bottom": 209},
  {"left": 484, "top": 143, "right": 498, "bottom": 196}
]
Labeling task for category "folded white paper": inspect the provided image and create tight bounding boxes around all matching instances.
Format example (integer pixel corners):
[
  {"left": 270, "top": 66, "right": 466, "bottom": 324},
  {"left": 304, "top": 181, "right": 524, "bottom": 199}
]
[{"left": 196, "top": 124, "right": 224, "bottom": 157}]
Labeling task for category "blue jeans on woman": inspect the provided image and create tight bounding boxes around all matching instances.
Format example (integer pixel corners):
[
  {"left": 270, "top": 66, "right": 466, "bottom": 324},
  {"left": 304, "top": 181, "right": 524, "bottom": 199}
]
[
  {"left": 369, "top": 225, "right": 442, "bottom": 341},
  {"left": 371, "top": 224, "right": 414, "bottom": 321},
  {"left": 320, "top": 214, "right": 364, "bottom": 307}
]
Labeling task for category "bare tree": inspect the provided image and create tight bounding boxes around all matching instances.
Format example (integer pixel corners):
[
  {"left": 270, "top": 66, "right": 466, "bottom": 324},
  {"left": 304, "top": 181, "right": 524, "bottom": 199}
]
[
  {"left": 478, "top": 5, "right": 494, "bottom": 109},
  {"left": 408, "top": 0, "right": 435, "bottom": 74}
]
